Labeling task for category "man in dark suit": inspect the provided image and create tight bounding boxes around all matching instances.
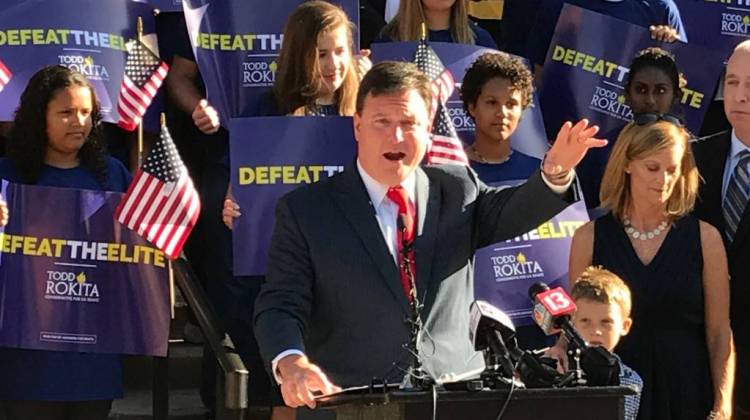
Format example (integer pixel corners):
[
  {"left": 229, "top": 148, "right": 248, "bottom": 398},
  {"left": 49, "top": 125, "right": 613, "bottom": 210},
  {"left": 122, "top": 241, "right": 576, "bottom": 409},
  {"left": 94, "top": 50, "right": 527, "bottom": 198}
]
[
  {"left": 693, "top": 40, "right": 750, "bottom": 420},
  {"left": 254, "top": 61, "right": 606, "bottom": 409}
]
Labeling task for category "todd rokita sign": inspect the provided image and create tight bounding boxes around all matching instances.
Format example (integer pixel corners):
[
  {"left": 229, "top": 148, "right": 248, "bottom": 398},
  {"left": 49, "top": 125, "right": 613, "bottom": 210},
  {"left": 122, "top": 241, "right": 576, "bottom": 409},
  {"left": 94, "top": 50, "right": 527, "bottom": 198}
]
[{"left": 0, "top": 181, "right": 171, "bottom": 357}]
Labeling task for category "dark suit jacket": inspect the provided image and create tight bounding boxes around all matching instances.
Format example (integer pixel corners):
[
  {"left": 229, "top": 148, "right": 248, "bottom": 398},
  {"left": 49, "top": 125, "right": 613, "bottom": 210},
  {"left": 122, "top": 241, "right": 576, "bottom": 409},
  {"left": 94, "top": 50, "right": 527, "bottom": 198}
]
[
  {"left": 254, "top": 164, "right": 572, "bottom": 387},
  {"left": 692, "top": 130, "right": 750, "bottom": 406}
]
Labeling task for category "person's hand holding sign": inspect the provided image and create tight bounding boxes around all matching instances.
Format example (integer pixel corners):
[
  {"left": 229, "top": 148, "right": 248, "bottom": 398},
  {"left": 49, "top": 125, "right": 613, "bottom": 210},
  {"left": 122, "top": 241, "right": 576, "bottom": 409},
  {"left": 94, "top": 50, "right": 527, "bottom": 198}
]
[{"left": 650, "top": 25, "right": 679, "bottom": 43}]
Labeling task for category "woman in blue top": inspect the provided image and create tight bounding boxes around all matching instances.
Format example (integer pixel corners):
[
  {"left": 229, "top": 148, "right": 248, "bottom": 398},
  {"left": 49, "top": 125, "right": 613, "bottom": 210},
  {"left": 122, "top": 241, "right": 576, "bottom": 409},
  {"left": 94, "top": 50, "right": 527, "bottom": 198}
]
[
  {"left": 0, "top": 65, "right": 130, "bottom": 420},
  {"left": 376, "top": 0, "right": 497, "bottom": 48},
  {"left": 460, "top": 52, "right": 541, "bottom": 187}
]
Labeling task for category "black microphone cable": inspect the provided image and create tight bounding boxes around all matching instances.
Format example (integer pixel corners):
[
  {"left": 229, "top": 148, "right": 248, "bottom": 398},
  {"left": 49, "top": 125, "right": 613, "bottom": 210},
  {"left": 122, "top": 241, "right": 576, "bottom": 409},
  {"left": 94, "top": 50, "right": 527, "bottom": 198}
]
[
  {"left": 397, "top": 214, "right": 434, "bottom": 389},
  {"left": 494, "top": 358, "right": 520, "bottom": 420}
]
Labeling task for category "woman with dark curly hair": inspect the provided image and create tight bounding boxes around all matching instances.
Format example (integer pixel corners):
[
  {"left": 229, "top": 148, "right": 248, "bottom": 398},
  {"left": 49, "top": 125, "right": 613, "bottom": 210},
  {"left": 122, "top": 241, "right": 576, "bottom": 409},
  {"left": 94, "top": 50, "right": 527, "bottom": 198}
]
[
  {"left": 461, "top": 52, "right": 541, "bottom": 187},
  {"left": 0, "top": 65, "right": 130, "bottom": 420}
]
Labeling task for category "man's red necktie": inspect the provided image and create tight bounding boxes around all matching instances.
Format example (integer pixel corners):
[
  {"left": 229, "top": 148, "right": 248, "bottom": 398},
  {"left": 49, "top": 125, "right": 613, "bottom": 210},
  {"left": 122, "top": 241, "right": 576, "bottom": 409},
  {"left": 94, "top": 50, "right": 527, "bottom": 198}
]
[{"left": 386, "top": 186, "right": 417, "bottom": 301}]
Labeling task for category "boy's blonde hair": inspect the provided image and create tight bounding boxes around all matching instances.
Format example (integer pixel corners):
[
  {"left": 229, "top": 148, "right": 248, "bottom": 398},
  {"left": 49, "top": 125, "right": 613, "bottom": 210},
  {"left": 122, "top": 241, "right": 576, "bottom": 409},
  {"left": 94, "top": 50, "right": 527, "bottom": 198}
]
[{"left": 571, "top": 266, "right": 632, "bottom": 318}]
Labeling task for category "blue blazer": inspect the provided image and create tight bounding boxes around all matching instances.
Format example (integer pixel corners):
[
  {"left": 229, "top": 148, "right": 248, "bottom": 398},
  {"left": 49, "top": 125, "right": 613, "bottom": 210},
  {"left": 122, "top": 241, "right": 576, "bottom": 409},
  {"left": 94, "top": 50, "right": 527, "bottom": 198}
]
[{"left": 254, "top": 164, "right": 572, "bottom": 387}]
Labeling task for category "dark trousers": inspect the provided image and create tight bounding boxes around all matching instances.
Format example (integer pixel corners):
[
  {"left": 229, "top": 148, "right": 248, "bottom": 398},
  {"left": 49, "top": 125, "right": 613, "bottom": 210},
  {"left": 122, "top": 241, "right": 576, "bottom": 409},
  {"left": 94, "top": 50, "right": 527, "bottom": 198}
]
[
  {"left": 1, "top": 400, "right": 112, "bottom": 420},
  {"left": 736, "top": 341, "right": 750, "bottom": 420},
  {"left": 195, "top": 162, "right": 276, "bottom": 410}
]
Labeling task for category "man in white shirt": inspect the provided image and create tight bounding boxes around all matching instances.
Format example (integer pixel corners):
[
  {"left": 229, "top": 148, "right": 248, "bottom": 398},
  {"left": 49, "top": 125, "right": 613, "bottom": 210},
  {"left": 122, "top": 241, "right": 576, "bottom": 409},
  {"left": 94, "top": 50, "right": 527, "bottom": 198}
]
[{"left": 253, "top": 60, "right": 606, "bottom": 409}]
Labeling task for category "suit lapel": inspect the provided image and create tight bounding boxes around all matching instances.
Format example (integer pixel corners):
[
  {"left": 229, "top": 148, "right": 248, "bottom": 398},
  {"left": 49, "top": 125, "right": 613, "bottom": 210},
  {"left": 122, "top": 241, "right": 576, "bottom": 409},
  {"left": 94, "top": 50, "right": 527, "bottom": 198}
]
[
  {"left": 730, "top": 190, "right": 750, "bottom": 260},
  {"left": 702, "top": 132, "right": 750, "bottom": 259},
  {"left": 414, "top": 168, "right": 440, "bottom": 313},
  {"left": 695, "top": 133, "right": 731, "bottom": 248},
  {"left": 331, "top": 167, "right": 411, "bottom": 314},
  {"left": 702, "top": 134, "right": 730, "bottom": 229}
]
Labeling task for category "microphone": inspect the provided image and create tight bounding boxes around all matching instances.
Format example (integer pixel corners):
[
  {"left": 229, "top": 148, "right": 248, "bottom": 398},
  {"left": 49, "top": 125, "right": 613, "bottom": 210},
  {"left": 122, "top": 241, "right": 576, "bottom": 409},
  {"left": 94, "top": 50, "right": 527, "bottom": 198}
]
[
  {"left": 528, "top": 284, "right": 620, "bottom": 386},
  {"left": 469, "top": 300, "right": 566, "bottom": 387},
  {"left": 469, "top": 300, "right": 520, "bottom": 378},
  {"left": 528, "top": 283, "right": 587, "bottom": 350},
  {"left": 579, "top": 346, "right": 620, "bottom": 386}
]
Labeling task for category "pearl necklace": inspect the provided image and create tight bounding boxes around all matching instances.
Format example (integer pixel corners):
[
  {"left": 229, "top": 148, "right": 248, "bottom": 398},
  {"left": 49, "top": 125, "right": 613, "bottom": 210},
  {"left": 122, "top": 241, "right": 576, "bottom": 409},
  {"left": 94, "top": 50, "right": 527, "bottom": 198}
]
[{"left": 623, "top": 218, "right": 669, "bottom": 241}]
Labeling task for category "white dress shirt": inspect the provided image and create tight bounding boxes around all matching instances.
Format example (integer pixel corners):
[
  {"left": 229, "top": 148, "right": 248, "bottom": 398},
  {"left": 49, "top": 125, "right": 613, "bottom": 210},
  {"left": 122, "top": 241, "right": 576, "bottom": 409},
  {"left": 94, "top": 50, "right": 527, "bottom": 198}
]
[{"left": 357, "top": 160, "right": 417, "bottom": 265}]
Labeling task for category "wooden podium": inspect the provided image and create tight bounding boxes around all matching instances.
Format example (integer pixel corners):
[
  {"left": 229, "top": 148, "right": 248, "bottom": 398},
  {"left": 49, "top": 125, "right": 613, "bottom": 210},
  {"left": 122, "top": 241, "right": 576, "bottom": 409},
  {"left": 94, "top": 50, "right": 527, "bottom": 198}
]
[{"left": 316, "top": 386, "right": 636, "bottom": 420}]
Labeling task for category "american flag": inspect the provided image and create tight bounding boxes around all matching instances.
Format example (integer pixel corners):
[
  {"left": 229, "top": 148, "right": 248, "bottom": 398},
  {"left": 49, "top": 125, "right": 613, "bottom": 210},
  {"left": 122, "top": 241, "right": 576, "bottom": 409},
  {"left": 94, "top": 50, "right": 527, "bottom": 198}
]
[
  {"left": 117, "top": 39, "right": 169, "bottom": 131},
  {"left": 115, "top": 123, "right": 200, "bottom": 260},
  {"left": 0, "top": 59, "right": 12, "bottom": 93},
  {"left": 414, "top": 40, "right": 468, "bottom": 166}
]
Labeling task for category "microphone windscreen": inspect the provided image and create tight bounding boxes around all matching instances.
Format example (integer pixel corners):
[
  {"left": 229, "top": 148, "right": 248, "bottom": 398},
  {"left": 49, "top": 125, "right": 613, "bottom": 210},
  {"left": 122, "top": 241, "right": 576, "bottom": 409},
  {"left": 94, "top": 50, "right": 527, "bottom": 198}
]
[{"left": 528, "top": 282, "right": 550, "bottom": 301}]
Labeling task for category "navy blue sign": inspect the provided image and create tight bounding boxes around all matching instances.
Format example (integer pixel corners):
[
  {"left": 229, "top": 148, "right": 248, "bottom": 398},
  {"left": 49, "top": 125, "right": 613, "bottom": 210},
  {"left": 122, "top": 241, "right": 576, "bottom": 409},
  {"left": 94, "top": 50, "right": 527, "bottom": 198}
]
[
  {"left": 474, "top": 201, "right": 589, "bottom": 326},
  {"left": 0, "top": 182, "right": 171, "bottom": 356},
  {"left": 0, "top": 0, "right": 160, "bottom": 127},
  {"left": 675, "top": 0, "right": 750, "bottom": 62},
  {"left": 230, "top": 117, "right": 357, "bottom": 275},
  {"left": 539, "top": 4, "right": 724, "bottom": 143},
  {"left": 538, "top": 5, "right": 725, "bottom": 205},
  {"left": 183, "top": 0, "right": 359, "bottom": 125},
  {"left": 371, "top": 41, "right": 549, "bottom": 159}
]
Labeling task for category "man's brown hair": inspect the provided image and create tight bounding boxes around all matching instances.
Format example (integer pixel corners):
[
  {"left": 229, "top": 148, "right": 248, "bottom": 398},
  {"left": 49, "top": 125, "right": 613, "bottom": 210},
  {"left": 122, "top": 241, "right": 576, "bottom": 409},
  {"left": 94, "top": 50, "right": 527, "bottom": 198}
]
[{"left": 355, "top": 61, "right": 432, "bottom": 114}]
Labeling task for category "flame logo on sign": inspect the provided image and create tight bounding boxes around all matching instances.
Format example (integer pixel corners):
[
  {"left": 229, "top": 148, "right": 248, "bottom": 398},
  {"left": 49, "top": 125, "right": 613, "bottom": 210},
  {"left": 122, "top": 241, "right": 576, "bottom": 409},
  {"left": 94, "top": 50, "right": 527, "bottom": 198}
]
[
  {"left": 517, "top": 253, "right": 527, "bottom": 264},
  {"left": 76, "top": 272, "right": 87, "bottom": 285}
]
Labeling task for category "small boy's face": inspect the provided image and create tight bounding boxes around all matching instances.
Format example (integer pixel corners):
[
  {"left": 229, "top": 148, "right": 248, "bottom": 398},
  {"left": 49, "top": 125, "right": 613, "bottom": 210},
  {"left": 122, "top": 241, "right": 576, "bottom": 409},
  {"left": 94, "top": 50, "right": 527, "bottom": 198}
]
[{"left": 571, "top": 299, "right": 632, "bottom": 352}]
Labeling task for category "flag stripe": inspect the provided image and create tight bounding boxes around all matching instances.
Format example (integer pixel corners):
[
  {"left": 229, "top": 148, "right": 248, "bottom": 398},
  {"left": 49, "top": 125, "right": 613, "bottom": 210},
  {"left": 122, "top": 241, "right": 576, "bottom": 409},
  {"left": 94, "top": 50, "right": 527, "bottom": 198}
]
[
  {"left": 116, "top": 171, "right": 152, "bottom": 226},
  {"left": 116, "top": 40, "right": 168, "bottom": 132},
  {"left": 414, "top": 40, "right": 468, "bottom": 166},
  {"left": 125, "top": 175, "right": 162, "bottom": 231},
  {"left": 147, "top": 176, "right": 189, "bottom": 244},
  {"left": 155, "top": 195, "right": 191, "bottom": 250},
  {"left": 135, "top": 181, "right": 174, "bottom": 236},
  {"left": 115, "top": 106, "right": 200, "bottom": 259},
  {"left": 162, "top": 195, "right": 200, "bottom": 258},
  {"left": 164, "top": 188, "right": 200, "bottom": 257},
  {"left": 121, "top": 78, "right": 150, "bottom": 110},
  {"left": 0, "top": 59, "right": 12, "bottom": 92}
]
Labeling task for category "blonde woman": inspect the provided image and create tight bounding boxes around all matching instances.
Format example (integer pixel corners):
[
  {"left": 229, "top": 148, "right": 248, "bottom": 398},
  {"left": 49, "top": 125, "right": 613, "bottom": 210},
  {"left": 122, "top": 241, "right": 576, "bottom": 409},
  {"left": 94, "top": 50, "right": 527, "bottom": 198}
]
[{"left": 569, "top": 118, "right": 734, "bottom": 420}]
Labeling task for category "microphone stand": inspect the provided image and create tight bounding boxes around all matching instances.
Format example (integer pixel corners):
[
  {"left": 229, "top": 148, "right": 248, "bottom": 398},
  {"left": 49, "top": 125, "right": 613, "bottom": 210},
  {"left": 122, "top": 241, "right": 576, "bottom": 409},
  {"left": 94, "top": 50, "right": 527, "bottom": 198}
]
[
  {"left": 558, "top": 336, "right": 587, "bottom": 387},
  {"left": 398, "top": 215, "right": 432, "bottom": 390}
]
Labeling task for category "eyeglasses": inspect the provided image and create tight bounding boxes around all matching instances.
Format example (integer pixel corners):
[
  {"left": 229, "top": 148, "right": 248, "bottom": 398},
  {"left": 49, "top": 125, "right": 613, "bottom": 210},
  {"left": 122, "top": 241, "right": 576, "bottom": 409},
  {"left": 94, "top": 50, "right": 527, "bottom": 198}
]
[{"left": 633, "top": 113, "right": 684, "bottom": 127}]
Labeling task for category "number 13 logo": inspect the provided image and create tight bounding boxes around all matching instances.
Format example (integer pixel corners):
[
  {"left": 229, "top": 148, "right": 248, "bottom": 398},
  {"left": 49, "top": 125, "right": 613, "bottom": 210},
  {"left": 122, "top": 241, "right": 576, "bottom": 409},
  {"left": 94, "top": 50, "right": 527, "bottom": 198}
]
[{"left": 541, "top": 288, "right": 575, "bottom": 315}]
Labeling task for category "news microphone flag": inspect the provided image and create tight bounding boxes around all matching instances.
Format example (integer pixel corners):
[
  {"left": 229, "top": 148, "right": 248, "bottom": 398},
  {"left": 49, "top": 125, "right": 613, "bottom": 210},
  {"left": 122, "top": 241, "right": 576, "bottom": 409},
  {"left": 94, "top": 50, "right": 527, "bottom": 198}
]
[
  {"left": 117, "top": 39, "right": 169, "bottom": 131},
  {"left": 0, "top": 59, "right": 12, "bottom": 93},
  {"left": 529, "top": 283, "right": 577, "bottom": 336},
  {"left": 115, "top": 122, "right": 200, "bottom": 260},
  {"left": 414, "top": 39, "right": 468, "bottom": 166}
]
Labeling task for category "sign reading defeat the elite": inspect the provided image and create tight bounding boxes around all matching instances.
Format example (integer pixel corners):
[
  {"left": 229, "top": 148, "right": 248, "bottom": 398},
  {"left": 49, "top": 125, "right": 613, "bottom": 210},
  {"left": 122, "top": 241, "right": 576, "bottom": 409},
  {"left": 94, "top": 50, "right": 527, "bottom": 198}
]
[{"left": 0, "top": 182, "right": 170, "bottom": 356}]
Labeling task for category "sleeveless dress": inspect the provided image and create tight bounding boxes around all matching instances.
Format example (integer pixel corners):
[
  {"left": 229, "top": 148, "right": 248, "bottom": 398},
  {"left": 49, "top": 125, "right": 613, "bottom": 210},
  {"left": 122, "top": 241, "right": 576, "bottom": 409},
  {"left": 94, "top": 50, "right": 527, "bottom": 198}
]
[{"left": 592, "top": 213, "right": 713, "bottom": 420}]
